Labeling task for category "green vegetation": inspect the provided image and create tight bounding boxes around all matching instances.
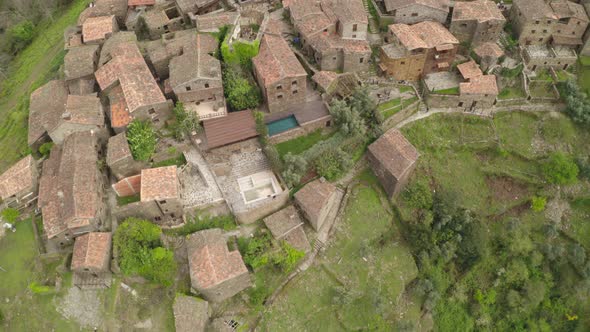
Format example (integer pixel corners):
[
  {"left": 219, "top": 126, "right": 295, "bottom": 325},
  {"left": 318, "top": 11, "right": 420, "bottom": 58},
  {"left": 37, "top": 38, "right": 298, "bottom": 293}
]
[
  {"left": 275, "top": 129, "right": 335, "bottom": 158},
  {"left": 498, "top": 86, "right": 526, "bottom": 100},
  {"left": 1, "top": 207, "right": 20, "bottom": 223},
  {"left": 397, "top": 112, "right": 590, "bottom": 330},
  {"left": 38, "top": 142, "right": 54, "bottom": 157},
  {"left": 220, "top": 32, "right": 260, "bottom": 66},
  {"left": 0, "top": 0, "right": 90, "bottom": 172},
  {"left": 281, "top": 153, "right": 308, "bottom": 187},
  {"left": 560, "top": 79, "right": 590, "bottom": 126},
  {"left": 432, "top": 86, "right": 460, "bottom": 95},
  {"left": 114, "top": 218, "right": 177, "bottom": 286},
  {"left": 171, "top": 102, "right": 201, "bottom": 141},
  {"left": 500, "top": 64, "right": 524, "bottom": 78},
  {"left": 377, "top": 97, "right": 401, "bottom": 111},
  {"left": 151, "top": 153, "right": 187, "bottom": 168},
  {"left": 163, "top": 214, "right": 236, "bottom": 236},
  {"left": 117, "top": 194, "right": 141, "bottom": 206},
  {"left": 237, "top": 230, "right": 304, "bottom": 273},
  {"left": 127, "top": 120, "right": 157, "bottom": 162},
  {"left": 261, "top": 171, "right": 419, "bottom": 329},
  {"left": 222, "top": 65, "right": 262, "bottom": 111},
  {"left": 4, "top": 21, "right": 35, "bottom": 55}
]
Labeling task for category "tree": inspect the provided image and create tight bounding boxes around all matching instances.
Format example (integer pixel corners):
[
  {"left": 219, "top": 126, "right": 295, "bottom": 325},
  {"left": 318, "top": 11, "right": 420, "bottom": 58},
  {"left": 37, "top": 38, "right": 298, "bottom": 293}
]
[
  {"left": 560, "top": 79, "right": 590, "bottom": 126},
  {"left": 542, "top": 152, "right": 579, "bottom": 185},
  {"left": 313, "top": 146, "right": 352, "bottom": 181},
  {"left": 127, "top": 120, "right": 157, "bottom": 161},
  {"left": 38, "top": 142, "right": 54, "bottom": 157},
  {"left": 1, "top": 208, "right": 19, "bottom": 223},
  {"left": 135, "top": 16, "right": 150, "bottom": 40},
  {"left": 329, "top": 98, "right": 367, "bottom": 137},
  {"left": 282, "top": 153, "right": 308, "bottom": 187},
  {"left": 4, "top": 21, "right": 35, "bottom": 55},
  {"left": 223, "top": 65, "right": 261, "bottom": 111},
  {"left": 172, "top": 102, "right": 201, "bottom": 140},
  {"left": 350, "top": 87, "right": 383, "bottom": 139}
]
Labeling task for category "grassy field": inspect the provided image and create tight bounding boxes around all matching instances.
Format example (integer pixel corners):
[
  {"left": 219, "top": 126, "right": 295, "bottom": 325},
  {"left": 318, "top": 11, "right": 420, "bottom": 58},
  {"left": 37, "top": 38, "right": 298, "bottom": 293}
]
[
  {"left": 578, "top": 57, "right": 590, "bottom": 95},
  {"left": 275, "top": 128, "right": 336, "bottom": 158},
  {"left": 260, "top": 170, "right": 420, "bottom": 330},
  {"left": 0, "top": 0, "right": 90, "bottom": 172}
]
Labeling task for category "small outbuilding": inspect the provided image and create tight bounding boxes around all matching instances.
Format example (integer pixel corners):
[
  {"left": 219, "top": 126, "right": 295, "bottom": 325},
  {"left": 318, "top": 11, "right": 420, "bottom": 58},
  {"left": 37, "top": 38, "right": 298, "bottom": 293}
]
[
  {"left": 71, "top": 232, "right": 112, "bottom": 288},
  {"left": 0, "top": 155, "right": 39, "bottom": 207},
  {"left": 367, "top": 129, "right": 419, "bottom": 199},
  {"left": 106, "top": 132, "right": 144, "bottom": 180},
  {"left": 294, "top": 178, "right": 340, "bottom": 231},
  {"left": 263, "top": 205, "right": 311, "bottom": 253}
]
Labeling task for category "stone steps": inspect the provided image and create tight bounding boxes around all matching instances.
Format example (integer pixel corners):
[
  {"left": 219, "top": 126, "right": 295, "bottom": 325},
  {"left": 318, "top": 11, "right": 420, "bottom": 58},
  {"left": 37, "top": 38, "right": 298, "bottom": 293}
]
[{"left": 362, "top": 0, "right": 379, "bottom": 34}]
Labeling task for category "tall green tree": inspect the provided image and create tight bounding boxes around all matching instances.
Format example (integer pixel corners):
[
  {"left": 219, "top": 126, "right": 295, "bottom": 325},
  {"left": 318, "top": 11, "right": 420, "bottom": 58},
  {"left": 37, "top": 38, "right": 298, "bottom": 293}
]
[{"left": 127, "top": 120, "right": 157, "bottom": 161}]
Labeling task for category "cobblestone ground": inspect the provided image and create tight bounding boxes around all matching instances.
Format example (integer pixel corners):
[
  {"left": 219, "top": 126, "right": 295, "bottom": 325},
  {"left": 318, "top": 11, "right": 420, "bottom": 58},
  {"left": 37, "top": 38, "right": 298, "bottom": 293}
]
[
  {"left": 56, "top": 287, "right": 103, "bottom": 329},
  {"left": 181, "top": 149, "right": 224, "bottom": 209}
]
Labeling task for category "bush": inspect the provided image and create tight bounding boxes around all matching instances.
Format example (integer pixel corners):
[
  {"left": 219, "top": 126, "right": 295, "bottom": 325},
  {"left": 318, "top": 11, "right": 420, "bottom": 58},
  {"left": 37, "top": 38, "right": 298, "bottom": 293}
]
[
  {"left": 114, "top": 218, "right": 176, "bottom": 286},
  {"left": 164, "top": 214, "right": 236, "bottom": 236},
  {"left": 560, "top": 80, "right": 590, "bottom": 126},
  {"left": 271, "top": 241, "right": 305, "bottom": 273},
  {"left": 222, "top": 65, "right": 261, "bottom": 111},
  {"left": 1, "top": 208, "right": 20, "bottom": 223},
  {"left": 237, "top": 231, "right": 273, "bottom": 270},
  {"left": 500, "top": 64, "right": 524, "bottom": 78},
  {"left": 402, "top": 178, "right": 433, "bottom": 210},
  {"left": 127, "top": 120, "right": 157, "bottom": 161},
  {"left": 5, "top": 21, "right": 35, "bottom": 55},
  {"left": 531, "top": 196, "right": 547, "bottom": 212},
  {"left": 313, "top": 147, "right": 351, "bottom": 181},
  {"left": 220, "top": 34, "right": 259, "bottom": 66},
  {"left": 282, "top": 153, "right": 308, "bottom": 187},
  {"left": 38, "top": 142, "right": 54, "bottom": 157},
  {"left": 542, "top": 152, "right": 579, "bottom": 185},
  {"left": 172, "top": 102, "right": 201, "bottom": 140}
]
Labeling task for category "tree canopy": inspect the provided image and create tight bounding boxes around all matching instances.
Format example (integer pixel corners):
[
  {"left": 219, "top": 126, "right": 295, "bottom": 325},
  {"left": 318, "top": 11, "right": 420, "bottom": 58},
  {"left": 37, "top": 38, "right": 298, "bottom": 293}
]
[{"left": 127, "top": 120, "right": 157, "bottom": 162}]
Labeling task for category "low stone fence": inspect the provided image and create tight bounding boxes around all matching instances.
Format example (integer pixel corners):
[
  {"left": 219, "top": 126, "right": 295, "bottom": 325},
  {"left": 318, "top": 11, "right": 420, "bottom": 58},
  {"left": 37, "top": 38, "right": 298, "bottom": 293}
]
[
  {"left": 382, "top": 100, "right": 420, "bottom": 129},
  {"left": 268, "top": 117, "right": 334, "bottom": 145}
]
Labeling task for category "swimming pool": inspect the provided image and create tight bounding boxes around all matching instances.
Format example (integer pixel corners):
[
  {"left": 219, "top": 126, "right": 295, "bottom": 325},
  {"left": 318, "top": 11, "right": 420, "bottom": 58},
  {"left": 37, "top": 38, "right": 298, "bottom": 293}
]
[{"left": 267, "top": 115, "right": 299, "bottom": 136}]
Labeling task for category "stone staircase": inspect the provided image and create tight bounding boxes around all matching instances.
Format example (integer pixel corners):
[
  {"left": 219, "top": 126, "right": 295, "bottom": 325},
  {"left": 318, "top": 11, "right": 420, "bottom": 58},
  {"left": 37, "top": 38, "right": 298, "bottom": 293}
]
[
  {"left": 362, "top": 0, "right": 379, "bottom": 34},
  {"left": 313, "top": 238, "right": 325, "bottom": 252}
]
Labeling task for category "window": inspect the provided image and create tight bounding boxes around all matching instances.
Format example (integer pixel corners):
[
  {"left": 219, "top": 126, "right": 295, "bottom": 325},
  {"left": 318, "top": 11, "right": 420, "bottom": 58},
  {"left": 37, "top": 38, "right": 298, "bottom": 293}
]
[
  {"left": 411, "top": 13, "right": 418, "bottom": 17},
  {"left": 460, "top": 23, "right": 467, "bottom": 28},
  {"left": 292, "top": 80, "right": 297, "bottom": 86},
  {"left": 293, "top": 90, "right": 298, "bottom": 94},
  {"left": 148, "top": 108, "right": 156, "bottom": 115},
  {"left": 458, "top": 102, "right": 464, "bottom": 107},
  {"left": 171, "top": 213, "right": 175, "bottom": 218},
  {"left": 359, "top": 57, "right": 364, "bottom": 63},
  {"left": 531, "top": 30, "right": 536, "bottom": 33},
  {"left": 352, "top": 24, "right": 357, "bottom": 32},
  {"left": 578, "top": 21, "right": 581, "bottom": 25},
  {"left": 547, "top": 20, "right": 551, "bottom": 24},
  {"left": 572, "top": 31, "right": 576, "bottom": 35},
  {"left": 323, "top": 28, "right": 328, "bottom": 32},
  {"left": 205, "top": 83, "right": 209, "bottom": 88},
  {"left": 352, "top": 34, "right": 356, "bottom": 38},
  {"left": 535, "top": 21, "right": 540, "bottom": 24},
  {"left": 332, "top": 56, "right": 337, "bottom": 60},
  {"left": 155, "top": 217, "right": 161, "bottom": 221},
  {"left": 400, "top": 61, "right": 406, "bottom": 65},
  {"left": 276, "top": 85, "right": 282, "bottom": 90},
  {"left": 542, "top": 30, "right": 547, "bottom": 33},
  {"left": 277, "top": 94, "right": 283, "bottom": 99},
  {"left": 186, "top": 86, "right": 191, "bottom": 91},
  {"left": 539, "top": 38, "right": 543, "bottom": 42},
  {"left": 160, "top": 200, "right": 167, "bottom": 204}
]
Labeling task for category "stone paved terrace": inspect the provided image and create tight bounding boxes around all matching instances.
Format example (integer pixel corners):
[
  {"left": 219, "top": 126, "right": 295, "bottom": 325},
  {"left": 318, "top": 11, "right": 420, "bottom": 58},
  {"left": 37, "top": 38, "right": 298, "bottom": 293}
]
[
  {"left": 423, "top": 72, "right": 462, "bottom": 92},
  {"left": 181, "top": 149, "right": 224, "bottom": 209},
  {"left": 553, "top": 46, "right": 577, "bottom": 58}
]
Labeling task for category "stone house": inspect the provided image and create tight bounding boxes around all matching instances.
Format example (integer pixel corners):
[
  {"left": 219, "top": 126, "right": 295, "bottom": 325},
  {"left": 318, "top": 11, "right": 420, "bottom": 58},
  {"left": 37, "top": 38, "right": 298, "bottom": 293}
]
[
  {"left": 28, "top": 80, "right": 69, "bottom": 151},
  {"left": 510, "top": 0, "right": 589, "bottom": 47},
  {"left": 64, "top": 45, "right": 100, "bottom": 95},
  {"left": 367, "top": 129, "right": 419, "bottom": 199},
  {"left": 252, "top": 20, "right": 307, "bottom": 113},
  {"left": 71, "top": 232, "right": 112, "bottom": 288},
  {"left": 522, "top": 44, "right": 578, "bottom": 70},
  {"left": 38, "top": 132, "right": 107, "bottom": 251},
  {"left": 312, "top": 71, "right": 362, "bottom": 100},
  {"left": 146, "top": 29, "right": 200, "bottom": 79},
  {"left": 78, "top": 0, "right": 128, "bottom": 26},
  {"left": 173, "top": 295, "right": 209, "bottom": 332},
  {"left": 379, "top": 21, "right": 459, "bottom": 81},
  {"left": 48, "top": 94, "right": 108, "bottom": 145},
  {"left": 175, "top": 0, "right": 220, "bottom": 23},
  {"left": 142, "top": 4, "right": 186, "bottom": 40},
  {"left": 456, "top": 60, "right": 499, "bottom": 109},
  {"left": 381, "top": 0, "right": 450, "bottom": 24},
  {"left": 294, "top": 178, "right": 339, "bottom": 231},
  {"left": 193, "top": 11, "right": 240, "bottom": 32},
  {"left": 95, "top": 42, "right": 173, "bottom": 131},
  {"left": 98, "top": 31, "right": 138, "bottom": 67},
  {"left": 450, "top": 0, "right": 506, "bottom": 46},
  {"left": 106, "top": 132, "right": 145, "bottom": 180},
  {"left": 0, "top": 155, "right": 39, "bottom": 208},
  {"left": 168, "top": 33, "right": 227, "bottom": 120},
  {"left": 187, "top": 229, "right": 251, "bottom": 302},
  {"left": 82, "top": 15, "right": 119, "bottom": 44},
  {"left": 263, "top": 205, "right": 311, "bottom": 253},
  {"left": 289, "top": 0, "right": 371, "bottom": 73},
  {"left": 113, "top": 166, "right": 183, "bottom": 225},
  {"left": 128, "top": 0, "right": 156, "bottom": 10},
  {"left": 473, "top": 42, "right": 505, "bottom": 71}
]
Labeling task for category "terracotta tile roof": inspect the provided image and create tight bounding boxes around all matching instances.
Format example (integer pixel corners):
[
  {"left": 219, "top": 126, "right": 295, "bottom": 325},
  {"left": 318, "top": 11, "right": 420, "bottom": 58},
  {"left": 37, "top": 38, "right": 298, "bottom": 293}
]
[
  {"left": 82, "top": 15, "right": 117, "bottom": 43},
  {"left": 457, "top": 60, "right": 483, "bottom": 80},
  {"left": 194, "top": 11, "right": 239, "bottom": 31},
  {"left": 108, "top": 85, "right": 132, "bottom": 129},
  {"left": 474, "top": 42, "right": 504, "bottom": 58},
  {"left": 63, "top": 95, "right": 104, "bottom": 127},
  {"left": 112, "top": 174, "right": 141, "bottom": 197},
  {"left": 95, "top": 42, "right": 167, "bottom": 115},
  {"left": 203, "top": 110, "right": 258, "bottom": 149},
  {"left": 389, "top": 21, "right": 458, "bottom": 51},
  {"left": 128, "top": 0, "right": 155, "bottom": 6},
  {"left": 98, "top": 31, "right": 137, "bottom": 67},
  {"left": 0, "top": 155, "right": 36, "bottom": 201},
  {"left": 176, "top": 0, "right": 217, "bottom": 13},
  {"left": 513, "top": 0, "right": 556, "bottom": 20},
  {"left": 312, "top": 71, "right": 338, "bottom": 91},
  {"left": 252, "top": 24, "right": 307, "bottom": 87},
  {"left": 107, "top": 132, "right": 132, "bottom": 166},
  {"left": 368, "top": 129, "right": 419, "bottom": 180},
  {"left": 187, "top": 229, "right": 249, "bottom": 289},
  {"left": 173, "top": 295, "right": 208, "bottom": 332},
  {"left": 290, "top": 0, "right": 335, "bottom": 36},
  {"left": 452, "top": 0, "right": 505, "bottom": 23},
  {"left": 71, "top": 232, "right": 112, "bottom": 271},
  {"left": 28, "top": 80, "right": 68, "bottom": 146},
  {"left": 294, "top": 179, "right": 336, "bottom": 223},
  {"left": 550, "top": 1, "right": 588, "bottom": 22},
  {"left": 324, "top": 0, "right": 368, "bottom": 24},
  {"left": 140, "top": 166, "right": 179, "bottom": 202},
  {"left": 384, "top": 0, "right": 450, "bottom": 13},
  {"left": 79, "top": 0, "right": 127, "bottom": 24},
  {"left": 64, "top": 45, "right": 99, "bottom": 81},
  {"left": 169, "top": 34, "right": 222, "bottom": 90},
  {"left": 310, "top": 33, "right": 371, "bottom": 54},
  {"left": 263, "top": 205, "right": 304, "bottom": 239},
  {"left": 39, "top": 132, "right": 102, "bottom": 238},
  {"left": 460, "top": 74, "right": 498, "bottom": 95}
]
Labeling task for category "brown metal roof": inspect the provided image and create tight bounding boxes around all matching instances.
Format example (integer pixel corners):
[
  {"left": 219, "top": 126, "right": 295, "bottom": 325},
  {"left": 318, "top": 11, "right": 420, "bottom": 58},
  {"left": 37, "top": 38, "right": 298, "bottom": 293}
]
[{"left": 203, "top": 111, "right": 258, "bottom": 149}]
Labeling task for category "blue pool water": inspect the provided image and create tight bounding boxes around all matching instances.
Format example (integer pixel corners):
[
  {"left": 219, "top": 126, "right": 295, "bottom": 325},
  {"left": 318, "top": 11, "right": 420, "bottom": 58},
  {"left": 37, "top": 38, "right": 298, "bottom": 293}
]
[{"left": 267, "top": 115, "right": 299, "bottom": 136}]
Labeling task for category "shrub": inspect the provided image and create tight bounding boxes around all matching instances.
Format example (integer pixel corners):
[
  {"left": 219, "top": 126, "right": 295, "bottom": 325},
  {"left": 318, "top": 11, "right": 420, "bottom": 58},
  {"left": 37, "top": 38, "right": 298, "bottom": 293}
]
[
  {"left": 127, "top": 120, "right": 157, "bottom": 161},
  {"left": 282, "top": 153, "right": 308, "bottom": 187},
  {"left": 237, "top": 231, "right": 273, "bottom": 270},
  {"left": 254, "top": 111, "right": 269, "bottom": 145},
  {"left": 1, "top": 208, "right": 20, "bottom": 223},
  {"left": 271, "top": 241, "right": 305, "bottom": 273},
  {"left": 38, "top": 142, "right": 54, "bottom": 157},
  {"left": 313, "top": 147, "right": 351, "bottom": 181},
  {"left": 28, "top": 282, "right": 53, "bottom": 294},
  {"left": 5, "top": 21, "right": 35, "bottom": 55},
  {"left": 500, "top": 64, "right": 524, "bottom": 78},
  {"left": 220, "top": 34, "right": 259, "bottom": 66},
  {"left": 531, "top": 196, "right": 547, "bottom": 212},
  {"left": 172, "top": 102, "right": 201, "bottom": 140},
  {"left": 114, "top": 218, "right": 176, "bottom": 286},
  {"left": 223, "top": 65, "right": 261, "bottom": 111},
  {"left": 164, "top": 214, "right": 236, "bottom": 236},
  {"left": 560, "top": 80, "right": 590, "bottom": 126},
  {"left": 542, "top": 152, "right": 579, "bottom": 185},
  {"left": 135, "top": 16, "right": 150, "bottom": 40},
  {"left": 402, "top": 178, "right": 433, "bottom": 210},
  {"left": 329, "top": 98, "right": 367, "bottom": 138}
]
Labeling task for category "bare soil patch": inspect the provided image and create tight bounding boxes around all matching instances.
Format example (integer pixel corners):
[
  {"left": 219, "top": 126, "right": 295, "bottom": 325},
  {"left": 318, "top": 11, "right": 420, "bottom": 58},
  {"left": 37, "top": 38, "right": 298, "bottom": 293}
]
[{"left": 485, "top": 176, "right": 530, "bottom": 202}]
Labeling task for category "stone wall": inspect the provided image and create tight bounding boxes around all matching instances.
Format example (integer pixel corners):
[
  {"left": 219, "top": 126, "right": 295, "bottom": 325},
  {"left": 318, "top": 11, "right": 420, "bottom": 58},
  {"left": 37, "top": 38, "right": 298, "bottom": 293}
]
[
  {"left": 268, "top": 116, "right": 333, "bottom": 145},
  {"left": 234, "top": 188, "right": 289, "bottom": 224},
  {"left": 196, "top": 268, "right": 251, "bottom": 302}
]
